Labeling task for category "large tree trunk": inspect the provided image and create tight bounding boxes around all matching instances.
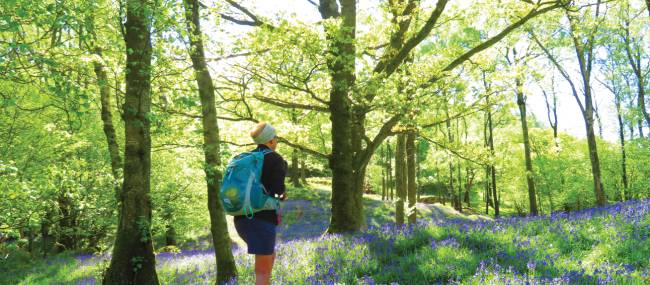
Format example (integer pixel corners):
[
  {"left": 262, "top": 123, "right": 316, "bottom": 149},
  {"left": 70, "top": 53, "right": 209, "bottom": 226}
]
[
  {"left": 103, "top": 0, "right": 159, "bottom": 283},
  {"left": 320, "top": 0, "right": 360, "bottom": 233},
  {"left": 577, "top": 30, "right": 607, "bottom": 206},
  {"left": 516, "top": 79, "right": 538, "bottom": 216},
  {"left": 314, "top": 0, "right": 555, "bottom": 233},
  {"left": 350, "top": 106, "right": 368, "bottom": 227},
  {"left": 395, "top": 133, "right": 407, "bottom": 225},
  {"left": 569, "top": 4, "right": 607, "bottom": 206},
  {"left": 183, "top": 0, "right": 238, "bottom": 282},
  {"left": 406, "top": 131, "right": 417, "bottom": 224}
]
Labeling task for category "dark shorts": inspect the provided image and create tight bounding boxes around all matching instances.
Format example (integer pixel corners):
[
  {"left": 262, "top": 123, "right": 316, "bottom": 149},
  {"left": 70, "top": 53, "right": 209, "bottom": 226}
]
[{"left": 234, "top": 218, "right": 277, "bottom": 255}]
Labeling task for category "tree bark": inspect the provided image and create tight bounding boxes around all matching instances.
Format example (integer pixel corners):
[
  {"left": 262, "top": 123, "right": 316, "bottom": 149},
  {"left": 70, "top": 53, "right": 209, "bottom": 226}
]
[
  {"left": 575, "top": 46, "right": 607, "bottom": 206},
  {"left": 483, "top": 114, "right": 491, "bottom": 215},
  {"left": 639, "top": 121, "right": 645, "bottom": 138},
  {"left": 406, "top": 131, "right": 417, "bottom": 224},
  {"left": 485, "top": 166, "right": 491, "bottom": 215},
  {"left": 183, "top": 0, "right": 238, "bottom": 282},
  {"left": 487, "top": 94, "right": 499, "bottom": 217},
  {"left": 320, "top": 0, "right": 361, "bottom": 233},
  {"left": 291, "top": 148, "right": 302, "bottom": 187},
  {"left": 615, "top": 90, "right": 629, "bottom": 201},
  {"left": 387, "top": 140, "right": 394, "bottom": 201},
  {"left": 290, "top": 111, "right": 302, "bottom": 187},
  {"left": 455, "top": 120, "right": 463, "bottom": 212},
  {"left": 315, "top": 0, "right": 558, "bottom": 232},
  {"left": 381, "top": 166, "right": 386, "bottom": 201},
  {"left": 93, "top": 48, "right": 123, "bottom": 201},
  {"left": 103, "top": 0, "right": 159, "bottom": 283},
  {"left": 464, "top": 167, "right": 474, "bottom": 208},
  {"left": 395, "top": 133, "right": 406, "bottom": 225},
  {"left": 593, "top": 99, "right": 604, "bottom": 138},
  {"left": 568, "top": 5, "right": 607, "bottom": 206},
  {"left": 444, "top": 109, "right": 458, "bottom": 211},
  {"left": 533, "top": 7, "right": 607, "bottom": 206},
  {"left": 300, "top": 151, "right": 307, "bottom": 184},
  {"left": 584, "top": 94, "right": 607, "bottom": 206},
  {"left": 515, "top": 79, "right": 538, "bottom": 216},
  {"left": 456, "top": 163, "right": 463, "bottom": 212}
]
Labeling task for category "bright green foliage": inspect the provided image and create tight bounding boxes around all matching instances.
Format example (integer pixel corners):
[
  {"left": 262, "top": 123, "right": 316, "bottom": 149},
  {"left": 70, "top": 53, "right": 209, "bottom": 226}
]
[{"left": 1, "top": 0, "right": 650, "bottom": 283}]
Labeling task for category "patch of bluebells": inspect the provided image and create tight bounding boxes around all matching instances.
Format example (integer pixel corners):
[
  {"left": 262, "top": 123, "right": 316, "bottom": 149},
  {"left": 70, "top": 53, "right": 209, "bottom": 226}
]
[
  {"left": 59, "top": 198, "right": 650, "bottom": 284},
  {"left": 277, "top": 200, "right": 330, "bottom": 241}
]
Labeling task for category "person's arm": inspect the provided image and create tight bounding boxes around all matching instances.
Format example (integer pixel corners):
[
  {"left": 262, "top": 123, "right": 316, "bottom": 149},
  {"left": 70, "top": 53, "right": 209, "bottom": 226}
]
[{"left": 265, "top": 153, "right": 287, "bottom": 199}]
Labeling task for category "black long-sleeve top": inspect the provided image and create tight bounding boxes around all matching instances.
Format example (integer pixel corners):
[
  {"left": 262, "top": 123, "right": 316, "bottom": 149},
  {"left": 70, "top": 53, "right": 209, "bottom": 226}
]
[{"left": 234, "top": 144, "right": 287, "bottom": 225}]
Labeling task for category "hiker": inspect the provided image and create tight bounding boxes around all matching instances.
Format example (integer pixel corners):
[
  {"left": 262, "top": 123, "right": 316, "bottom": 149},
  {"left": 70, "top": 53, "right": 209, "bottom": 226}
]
[{"left": 234, "top": 122, "right": 287, "bottom": 285}]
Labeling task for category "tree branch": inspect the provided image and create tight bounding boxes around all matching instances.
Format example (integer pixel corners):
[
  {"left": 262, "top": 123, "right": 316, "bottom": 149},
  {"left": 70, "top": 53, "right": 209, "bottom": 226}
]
[
  {"left": 420, "top": 1, "right": 562, "bottom": 90},
  {"left": 356, "top": 113, "right": 403, "bottom": 169},
  {"left": 276, "top": 136, "right": 329, "bottom": 159},
  {"left": 222, "top": 0, "right": 275, "bottom": 29},
  {"left": 253, "top": 95, "right": 329, "bottom": 112},
  {"left": 420, "top": 134, "right": 487, "bottom": 166},
  {"left": 420, "top": 91, "right": 493, "bottom": 129},
  {"left": 530, "top": 31, "right": 586, "bottom": 114},
  {"left": 374, "top": 0, "right": 448, "bottom": 76}
]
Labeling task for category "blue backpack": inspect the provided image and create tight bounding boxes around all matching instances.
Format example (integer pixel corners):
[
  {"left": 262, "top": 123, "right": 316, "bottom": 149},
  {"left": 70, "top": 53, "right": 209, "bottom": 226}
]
[{"left": 220, "top": 149, "right": 280, "bottom": 218}]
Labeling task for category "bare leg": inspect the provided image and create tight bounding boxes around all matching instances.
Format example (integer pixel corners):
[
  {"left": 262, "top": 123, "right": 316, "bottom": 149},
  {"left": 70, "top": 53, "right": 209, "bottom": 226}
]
[{"left": 255, "top": 253, "right": 275, "bottom": 285}]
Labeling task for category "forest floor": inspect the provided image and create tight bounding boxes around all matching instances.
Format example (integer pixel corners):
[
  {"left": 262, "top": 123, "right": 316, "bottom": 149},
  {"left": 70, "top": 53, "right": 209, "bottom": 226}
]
[{"left": 1, "top": 182, "right": 649, "bottom": 284}]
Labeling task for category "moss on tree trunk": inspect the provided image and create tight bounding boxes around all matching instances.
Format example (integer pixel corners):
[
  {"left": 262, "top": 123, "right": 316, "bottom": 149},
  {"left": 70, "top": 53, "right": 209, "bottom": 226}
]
[
  {"left": 102, "top": 0, "right": 159, "bottom": 283},
  {"left": 183, "top": 0, "right": 238, "bottom": 282}
]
